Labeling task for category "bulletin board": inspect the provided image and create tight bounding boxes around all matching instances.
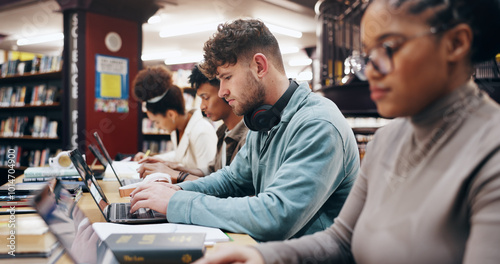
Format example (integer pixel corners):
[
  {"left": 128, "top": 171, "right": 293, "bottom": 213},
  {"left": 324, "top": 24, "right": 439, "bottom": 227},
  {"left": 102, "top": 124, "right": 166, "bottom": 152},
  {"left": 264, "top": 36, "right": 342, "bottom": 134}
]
[{"left": 94, "top": 54, "right": 129, "bottom": 113}]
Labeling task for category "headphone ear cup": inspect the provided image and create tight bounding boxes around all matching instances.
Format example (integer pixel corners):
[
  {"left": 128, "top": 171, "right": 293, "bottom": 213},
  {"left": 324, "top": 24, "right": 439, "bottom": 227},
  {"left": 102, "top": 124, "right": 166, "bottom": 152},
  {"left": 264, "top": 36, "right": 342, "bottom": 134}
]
[
  {"left": 244, "top": 113, "right": 259, "bottom": 131},
  {"left": 244, "top": 105, "right": 274, "bottom": 131},
  {"left": 244, "top": 80, "right": 299, "bottom": 132},
  {"left": 253, "top": 109, "right": 279, "bottom": 131}
]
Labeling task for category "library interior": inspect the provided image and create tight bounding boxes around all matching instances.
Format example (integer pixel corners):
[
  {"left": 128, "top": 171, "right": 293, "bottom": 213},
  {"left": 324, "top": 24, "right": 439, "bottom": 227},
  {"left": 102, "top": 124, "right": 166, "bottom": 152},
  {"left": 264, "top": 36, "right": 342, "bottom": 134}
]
[{"left": 1, "top": 0, "right": 500, "bottom": 263}]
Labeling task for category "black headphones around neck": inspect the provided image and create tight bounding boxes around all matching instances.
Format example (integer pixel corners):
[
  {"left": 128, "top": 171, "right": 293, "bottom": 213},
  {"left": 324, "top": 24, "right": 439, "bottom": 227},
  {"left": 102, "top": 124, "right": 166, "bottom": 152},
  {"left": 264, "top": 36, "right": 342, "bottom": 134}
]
[{"left": 244, "top": 80, "right": 299, "bottom": 132}]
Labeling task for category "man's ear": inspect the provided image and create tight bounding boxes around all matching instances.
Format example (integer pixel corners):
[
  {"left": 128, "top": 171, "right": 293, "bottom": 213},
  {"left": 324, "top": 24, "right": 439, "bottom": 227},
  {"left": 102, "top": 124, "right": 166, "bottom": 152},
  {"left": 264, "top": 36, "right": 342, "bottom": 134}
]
[
  {"left": 253, "top": 53, "right": 269, "bottom": 78},
  {"left": 444, "top": 23, "right": 473, "bottom": 62}
]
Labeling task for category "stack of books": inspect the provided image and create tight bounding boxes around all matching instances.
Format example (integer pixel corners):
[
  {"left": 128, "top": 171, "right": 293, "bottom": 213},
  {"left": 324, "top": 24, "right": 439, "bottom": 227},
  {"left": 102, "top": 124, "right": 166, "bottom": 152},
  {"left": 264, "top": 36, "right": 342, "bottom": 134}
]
[
  {"left": 23, "top": 167, "right": 81, "bottom": 182},
  {"left": 0, "top": 215, "right": 62, "bottom": 260}
]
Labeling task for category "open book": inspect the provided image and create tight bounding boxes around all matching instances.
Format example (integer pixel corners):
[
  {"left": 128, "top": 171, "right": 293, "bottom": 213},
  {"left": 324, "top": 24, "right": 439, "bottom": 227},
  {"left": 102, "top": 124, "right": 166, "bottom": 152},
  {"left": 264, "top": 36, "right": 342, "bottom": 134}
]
[{"left": 103, "top": 161, "right": 141, "bottom": 180}]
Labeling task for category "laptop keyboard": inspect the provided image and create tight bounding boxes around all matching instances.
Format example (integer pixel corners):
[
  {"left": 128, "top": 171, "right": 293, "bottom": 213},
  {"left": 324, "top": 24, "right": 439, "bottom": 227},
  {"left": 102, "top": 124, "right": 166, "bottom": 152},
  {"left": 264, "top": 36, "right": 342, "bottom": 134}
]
[{"left": 116, "top": 203, "right": 154, "bottom": 219}]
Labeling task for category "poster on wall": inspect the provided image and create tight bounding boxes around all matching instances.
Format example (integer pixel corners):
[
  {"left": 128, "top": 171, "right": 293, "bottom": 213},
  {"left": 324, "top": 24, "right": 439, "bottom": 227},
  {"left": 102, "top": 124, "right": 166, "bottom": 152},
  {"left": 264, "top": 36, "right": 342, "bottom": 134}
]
[{"left": 95, "top": 54, "right": 129, "bottom": 113}]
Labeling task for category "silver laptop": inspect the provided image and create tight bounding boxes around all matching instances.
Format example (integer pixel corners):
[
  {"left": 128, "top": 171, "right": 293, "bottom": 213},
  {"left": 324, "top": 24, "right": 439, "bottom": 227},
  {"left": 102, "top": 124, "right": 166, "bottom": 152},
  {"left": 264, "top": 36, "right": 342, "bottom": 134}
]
[
  {"left": 93, "top": 131, "right": 141, "bottom": 186},
  {"left": 68, "top": 149, "right": 167, "bottom": 224},
  {"left": 32, "top": 178, "right": 118, "bottom": 264}
]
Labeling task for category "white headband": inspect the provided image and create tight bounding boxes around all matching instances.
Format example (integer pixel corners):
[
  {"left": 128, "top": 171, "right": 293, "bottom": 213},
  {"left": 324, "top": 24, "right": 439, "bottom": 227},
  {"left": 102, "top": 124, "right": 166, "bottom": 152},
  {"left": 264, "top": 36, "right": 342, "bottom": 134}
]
[{"left": 147, "top": 89, "right": 169, "bottom": 103}]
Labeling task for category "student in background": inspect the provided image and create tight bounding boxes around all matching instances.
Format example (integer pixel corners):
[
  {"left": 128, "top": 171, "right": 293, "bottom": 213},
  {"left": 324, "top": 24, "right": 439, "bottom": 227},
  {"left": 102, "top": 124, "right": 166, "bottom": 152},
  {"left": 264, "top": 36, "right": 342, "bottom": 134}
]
[
  {"left": 132, "top": 65, "right": 217, "bottom": 173},
  {"left": 193, "top": 0, "right": 500, "bottom": 263},
  {"left": 137, "top": 64, "right": 248, "bottom": 183},
  {"left": 130, "top": 19, "right": 360, "bottom": 242}
]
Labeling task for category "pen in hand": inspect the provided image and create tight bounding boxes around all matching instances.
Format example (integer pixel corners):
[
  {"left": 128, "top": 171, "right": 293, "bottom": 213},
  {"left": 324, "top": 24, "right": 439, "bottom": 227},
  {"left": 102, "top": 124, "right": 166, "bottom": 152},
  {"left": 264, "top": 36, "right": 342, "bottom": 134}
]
[{"left": 144, "top": 149, "right": 150, "bottom": 158}]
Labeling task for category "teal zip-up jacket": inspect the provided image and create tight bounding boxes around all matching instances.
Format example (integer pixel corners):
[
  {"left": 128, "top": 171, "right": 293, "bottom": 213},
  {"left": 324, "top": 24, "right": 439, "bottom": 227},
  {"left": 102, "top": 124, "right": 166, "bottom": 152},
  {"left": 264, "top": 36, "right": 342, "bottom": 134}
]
[{"left": 168, "top": 82, "right": 360, "bottom": 241}]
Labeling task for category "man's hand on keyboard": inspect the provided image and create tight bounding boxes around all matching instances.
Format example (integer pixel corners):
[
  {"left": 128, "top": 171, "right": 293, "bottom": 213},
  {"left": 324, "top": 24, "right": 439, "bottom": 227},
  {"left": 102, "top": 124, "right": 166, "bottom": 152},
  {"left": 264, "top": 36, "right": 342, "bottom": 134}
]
[{"left": 129, "top": 182, "right": 181, "bottom": 214}]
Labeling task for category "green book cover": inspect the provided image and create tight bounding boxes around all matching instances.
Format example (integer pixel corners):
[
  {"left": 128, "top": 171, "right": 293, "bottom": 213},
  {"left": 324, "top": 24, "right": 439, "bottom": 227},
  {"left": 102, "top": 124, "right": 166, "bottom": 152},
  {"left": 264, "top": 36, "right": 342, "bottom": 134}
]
[
  {"left": 24, "top": 167, "right": 80, "bottom": 178},
  {"left": 105, "top": 233, "right": 206, "bottom": 264}
]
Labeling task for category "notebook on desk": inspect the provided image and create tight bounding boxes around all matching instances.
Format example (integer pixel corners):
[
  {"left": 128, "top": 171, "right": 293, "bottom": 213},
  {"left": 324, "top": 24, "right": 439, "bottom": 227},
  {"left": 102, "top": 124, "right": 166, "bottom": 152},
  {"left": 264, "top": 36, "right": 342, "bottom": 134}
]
[
  {"left": 93, "top": 131, "right": 141, "bottom": 186},
  {"left": 68, "top": 148, "right": 167, "bottom": 224}
]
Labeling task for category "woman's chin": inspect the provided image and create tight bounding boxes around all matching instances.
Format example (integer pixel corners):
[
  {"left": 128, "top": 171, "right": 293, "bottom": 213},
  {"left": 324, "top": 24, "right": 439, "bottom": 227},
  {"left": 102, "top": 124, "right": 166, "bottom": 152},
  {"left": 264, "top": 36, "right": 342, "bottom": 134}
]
[{"left": 375, "top": 104, "right": 401, "bottom": 119}]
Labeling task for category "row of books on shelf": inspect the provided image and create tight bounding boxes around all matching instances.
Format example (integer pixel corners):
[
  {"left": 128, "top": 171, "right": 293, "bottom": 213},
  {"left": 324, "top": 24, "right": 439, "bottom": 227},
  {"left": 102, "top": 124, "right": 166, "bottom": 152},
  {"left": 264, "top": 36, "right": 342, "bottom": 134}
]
[
  {"left": 0, "top": 54, "right": 62, "bottom": 77},
  {"left": 142, "top": 118, "right": 169, "bottom": 134},
  {"left": 0, "top": 116, "right": 28, "bottom": 137},
  {"left": 0, "top": 85, "right": 58, "bottom": 107},
  {"left": 0, "top": 146, "right": 62, "bottom": 168},
  {"left": 142, "top": 139, "right": 173, "bottom": 154},
  {"left": 0, "top": 115, "right": 58, "bottom": 138},
  {"left": 355, "top": 134, "right": 374, "bottom": 144},
  {"left": 345, "top": 117, "right": 392, "bottom": 128},
  {"left": 475, "top": 59, "right": 500, "bottom": 79},
  {"left": 33, "top": 116, "right": 58, "bottom": 138}
]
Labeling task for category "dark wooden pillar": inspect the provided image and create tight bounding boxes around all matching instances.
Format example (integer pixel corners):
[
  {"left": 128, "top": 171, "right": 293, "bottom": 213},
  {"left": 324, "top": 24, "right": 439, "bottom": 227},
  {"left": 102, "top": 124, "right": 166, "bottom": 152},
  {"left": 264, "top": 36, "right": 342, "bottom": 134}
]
[{"left": 57, "top": 0, "right": 161, "bottom": 160}]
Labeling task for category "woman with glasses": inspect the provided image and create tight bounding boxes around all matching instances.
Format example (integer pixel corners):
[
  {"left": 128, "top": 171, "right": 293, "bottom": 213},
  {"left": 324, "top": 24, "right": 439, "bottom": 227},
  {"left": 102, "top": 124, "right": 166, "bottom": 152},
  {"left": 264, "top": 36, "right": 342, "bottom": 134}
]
[{"left": 194, "top": 0, "right": 500, "bottom": 263}]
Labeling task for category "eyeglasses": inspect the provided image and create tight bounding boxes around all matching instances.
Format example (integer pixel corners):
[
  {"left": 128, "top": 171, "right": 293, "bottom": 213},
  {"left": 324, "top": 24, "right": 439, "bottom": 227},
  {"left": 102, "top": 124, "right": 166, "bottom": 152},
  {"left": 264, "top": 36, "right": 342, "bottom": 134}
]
[{"left": 348, "top": 27, "right": 442, "bottom": 81}]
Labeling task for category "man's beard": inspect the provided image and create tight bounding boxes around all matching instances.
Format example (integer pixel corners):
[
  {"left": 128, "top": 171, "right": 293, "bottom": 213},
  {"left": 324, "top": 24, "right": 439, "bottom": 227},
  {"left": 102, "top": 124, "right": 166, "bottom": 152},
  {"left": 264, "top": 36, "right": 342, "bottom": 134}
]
[{"left": 233, "top": 71, "right": 266, "bottom": 116}]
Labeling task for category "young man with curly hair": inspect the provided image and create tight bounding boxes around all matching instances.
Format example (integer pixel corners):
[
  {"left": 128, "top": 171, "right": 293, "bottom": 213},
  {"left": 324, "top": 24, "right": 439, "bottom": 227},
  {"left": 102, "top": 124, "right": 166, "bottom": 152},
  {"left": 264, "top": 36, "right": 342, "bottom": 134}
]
[{"left": 130, "top": 19, "right": 360, "bottom": 242}]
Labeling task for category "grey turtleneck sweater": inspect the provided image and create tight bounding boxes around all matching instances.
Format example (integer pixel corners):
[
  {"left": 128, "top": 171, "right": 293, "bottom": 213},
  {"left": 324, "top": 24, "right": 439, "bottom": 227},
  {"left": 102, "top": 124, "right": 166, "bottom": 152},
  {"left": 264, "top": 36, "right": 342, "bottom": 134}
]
[{"left": 256, "top": 80, "right": 500, "bottom": 264}]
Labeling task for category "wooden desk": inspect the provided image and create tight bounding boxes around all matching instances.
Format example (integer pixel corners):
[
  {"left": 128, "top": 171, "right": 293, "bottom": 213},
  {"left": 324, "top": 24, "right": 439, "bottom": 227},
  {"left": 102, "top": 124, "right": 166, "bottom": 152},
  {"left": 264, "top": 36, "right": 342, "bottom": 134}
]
[{"left": 1, "top": 176, "right": 256, "bottom": 263}]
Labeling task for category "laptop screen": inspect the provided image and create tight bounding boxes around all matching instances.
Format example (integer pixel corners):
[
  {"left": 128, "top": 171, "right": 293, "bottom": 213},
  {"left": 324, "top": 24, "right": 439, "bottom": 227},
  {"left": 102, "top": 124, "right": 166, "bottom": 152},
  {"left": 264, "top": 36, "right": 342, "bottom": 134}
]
[
  {"left": 32, "top": 179, "right": 116, "bottom": 264},
  {"left": 93, "top": 132, "right": 114, "bottom": 166},
  {"left": 89, "top": 144, "right": 109, "bottom": 168},
  {"left": 93, "top": 131, "right": 124, "bottom": 185},
  {"left": 69, "top": 149, "right": 110, "bottom": 215}
]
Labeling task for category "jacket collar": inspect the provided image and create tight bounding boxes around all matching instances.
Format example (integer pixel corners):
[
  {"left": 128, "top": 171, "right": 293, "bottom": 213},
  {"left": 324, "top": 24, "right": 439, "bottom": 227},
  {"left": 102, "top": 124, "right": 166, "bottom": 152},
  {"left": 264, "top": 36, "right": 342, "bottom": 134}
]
[{"left": 279, "top": 82, "right": 311, "bottom": 123}]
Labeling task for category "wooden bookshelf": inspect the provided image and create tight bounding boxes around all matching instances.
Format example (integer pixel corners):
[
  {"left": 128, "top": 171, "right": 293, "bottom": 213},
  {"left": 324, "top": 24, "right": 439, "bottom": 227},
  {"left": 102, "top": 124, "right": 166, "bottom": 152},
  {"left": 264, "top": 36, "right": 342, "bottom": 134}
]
[
  {"left": 0, "top": 136, "right": 60, "bottom": 140},
  {"left": 0, "top": 66, "right": 64, "bottom": 169},
  {"left": 0, "top": 102, "right": 60, "bottom": 110},
  {"left": 0, "top": 71, "right": 62, "bottom": 84}
]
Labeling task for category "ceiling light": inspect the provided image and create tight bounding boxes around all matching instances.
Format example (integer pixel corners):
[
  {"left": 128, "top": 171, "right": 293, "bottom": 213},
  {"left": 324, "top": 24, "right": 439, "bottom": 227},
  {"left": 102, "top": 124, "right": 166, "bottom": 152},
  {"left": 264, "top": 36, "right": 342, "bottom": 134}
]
[
  {"left": 280, "top": 46, "right": 300, "bottom": 54},
  {"left": 159, "top": 21, "right": 302, "bottom": 39},
  {"left": 159, "top": 22, "right": 222, "bottom": 38},
  {"left": 288, "top": 58, "right": 312, "bottom": 66},
  {"left": 148, "top": 15, "right": 162, "bottom": 24},
  {"left": 17, "top": 33, "right": 64, "bottom": 46},
  {"left": 141, "top": 51, "right": 182, "bottom": 61},
  {"left": 164, "top": 55, "right": 203, "bottom": 65},
  {"left": 297, "top": 71, "right": 313, "bottom": 81},
  {"left": 266, "top": 23, "right": 302, "bottom": 38}
]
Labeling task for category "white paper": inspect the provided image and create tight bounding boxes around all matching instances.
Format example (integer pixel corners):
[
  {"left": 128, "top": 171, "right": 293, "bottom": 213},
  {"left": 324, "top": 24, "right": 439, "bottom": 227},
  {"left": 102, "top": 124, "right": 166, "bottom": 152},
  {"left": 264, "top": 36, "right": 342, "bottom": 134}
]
[
  {"left": 103, "top": 161, "right": 141, "bottom": 180},
  {"left": 92, "top": 222, "right": 230, "bottom": 245}
]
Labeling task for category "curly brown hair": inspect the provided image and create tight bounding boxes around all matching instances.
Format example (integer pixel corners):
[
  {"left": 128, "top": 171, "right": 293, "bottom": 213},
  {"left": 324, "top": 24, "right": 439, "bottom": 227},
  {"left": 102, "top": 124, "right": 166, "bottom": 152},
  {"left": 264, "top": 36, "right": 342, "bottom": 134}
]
[
  {"left": 132, "top": 65, "right": 173, "bottom": 101},
  {"left": 199, "top": 18, "right": 285, "bottom": 79},
  {"left": 132, "top": 65, "right": 185, "bottom": 115}
]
